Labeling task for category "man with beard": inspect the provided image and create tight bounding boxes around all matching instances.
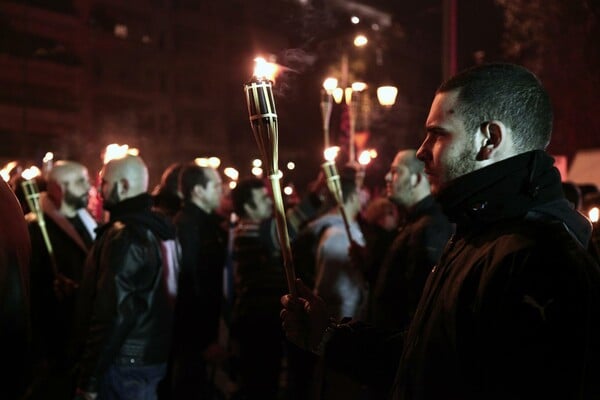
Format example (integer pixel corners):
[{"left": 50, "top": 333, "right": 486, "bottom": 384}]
[
  {"left": 281, "top": 63, "right": 600, "bottom": 399},
  {"left": 26, "top": 160, "right": 97, "bottom": 399},
  {"left": 74, "top": 155, "right": 179, "bottom": 400}
]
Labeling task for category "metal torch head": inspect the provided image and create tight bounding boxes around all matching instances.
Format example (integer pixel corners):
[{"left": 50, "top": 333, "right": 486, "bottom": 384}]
[
  {"left": 21, "top": 179, "right": 43, "bottom": 216},
  {"left": 244, "top": 77, "right": 279, "bottom": 177},
  {"left": 321, "top": 160, "right": 343, "bottom": 206}
]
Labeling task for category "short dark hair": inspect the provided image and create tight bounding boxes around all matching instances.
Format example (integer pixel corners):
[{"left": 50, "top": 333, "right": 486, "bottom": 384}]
[
  {"left": 178, "top": 163, "right": 211, "bottom": 201},
  {"left": 231, "top": 178, "right": 265, "bottom": 217},
  {"left": 438, "top": 63, "right": 553, "bottom": 152}
]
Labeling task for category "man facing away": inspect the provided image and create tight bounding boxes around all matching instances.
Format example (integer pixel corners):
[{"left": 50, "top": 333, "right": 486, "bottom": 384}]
[
  {"left": 26, "top": 160, "right": 97, "bottom": 398},
  {"left": 170, "top": 163, "right": 227, "bottom": 398},
  {"left": 281, "top": 63, "right": 600, "bottom": 399},
  {"left": 74, "top": 155, "right": 179, "bottom": 400}
]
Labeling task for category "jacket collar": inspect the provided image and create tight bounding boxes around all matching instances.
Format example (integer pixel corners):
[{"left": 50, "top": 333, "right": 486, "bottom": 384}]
[
  {"left": 435, "top": 150, "right": 591, "bottom": 245},
  {"left": 39, "top": 192, "right": 96, "bottom": 252}
]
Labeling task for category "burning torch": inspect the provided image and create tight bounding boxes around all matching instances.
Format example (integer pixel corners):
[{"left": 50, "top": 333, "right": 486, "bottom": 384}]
[
  {"left": 322, "top": 147, "right": 353, "bottom": 242},
  {"left": 244, "top": 57, "right": 297, "bottom": 297}
]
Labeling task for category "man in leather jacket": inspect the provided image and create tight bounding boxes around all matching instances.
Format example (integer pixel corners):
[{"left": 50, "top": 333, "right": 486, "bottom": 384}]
[
  {"left": 74, "top": 155, "right": 179, "bottom": 399},
  {"left": 281, "top": 63, "right": 600, "bottom": 399}
]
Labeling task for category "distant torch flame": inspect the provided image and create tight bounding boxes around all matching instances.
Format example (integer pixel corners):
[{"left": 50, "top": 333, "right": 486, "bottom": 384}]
[
  {"left": 589, "top": 207, "right": 599, "bottom": 223},
  {"left": 324, "top": 146, "right": 341, "bottom": 161},
  {"left": 22, "top": 166, "right": 42, "bottom": 180},
  {"left": 104, "top": 144, "right": 139, "bottom": 164},
  {"left": 0, "top": 161, "right": 18, "bottom": 182}
]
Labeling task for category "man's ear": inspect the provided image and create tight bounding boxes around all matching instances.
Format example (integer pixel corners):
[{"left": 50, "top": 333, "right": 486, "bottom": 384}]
[
  {"left": 119, "top": 178, "right": 130, "bottom": 195},
  {"left": 410, "top": 172, "right": 423, "bottom": 187},
  {"left": 476, "top": 121, "right": 505, "bottom": 160}
]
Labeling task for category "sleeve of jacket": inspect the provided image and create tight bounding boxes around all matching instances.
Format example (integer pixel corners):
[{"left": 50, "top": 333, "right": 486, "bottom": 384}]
[{"left": 77, "top": 226, "right": 155, "bottom": 392}]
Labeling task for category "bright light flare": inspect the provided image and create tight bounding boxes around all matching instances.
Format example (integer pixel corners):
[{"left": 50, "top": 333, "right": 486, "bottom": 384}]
[
  {"left": 332, "top": 88, "right": 344, "bottom": 104},
  {"left": 251, "top": 167, "right": 263, "bottom": 177},
  {"left": 43, "top": 152, "right": 54, "bottom": 163},
  {"left": 377, "top": 85, "right": 398, "bottom": 106},
  {"left": 589, "top": 207, "right": 599, "bottom": 223},
  {"left": 324, "top": 146, "right": 341, "bottom": 161},
  {"left": 287, "top": 162, "right": 295, "bottom": 170},
  {"left": 354, "top": 34, "right": 368, "bottom": 47},
  {"left": 195, "top": 157, "right": 221, "bottom": 169},
  {"left": 358, "top": 150, "right": 372, "bottom": 166},
  {"left": 104, "top": 144, "right": 138, "bottom": 164},
  {"left": 22, "top": 166, "right": 42, "bottom": 180},
  {"left": 284, "top": 185, "right": 293, "bottom": 196},
  {"left": 352, "top": 82, "right": 367, "bottom": 92},
  {"left": 1, "top": 161, "right": 18, "bottom": 182},
  {"left": 252, "top": 159, "right": 262, "bottom": 168},
  {"left": 253, "top": 57, "right": 278, "bottom": 81},
  {"left": 322, "top": 77, "right": 338, "bottom": 94},
  {"left": 229, "top": 181, "right": 237, "bottom": 190},
  {"left": 351, "top": 16, "right": 360, "bottom": 24},
  {"left": 369, "top": 149, "right": 378, "bottom": 159},
  {"left": 224, "top": 167, "right": 239, "bottom": 181}
]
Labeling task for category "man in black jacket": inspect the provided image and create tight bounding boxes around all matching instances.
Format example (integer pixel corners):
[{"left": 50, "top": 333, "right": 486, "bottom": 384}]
[
  {"left": 170, "top": 163, "right": 227, "bottom": 398},
  {"left": 281, "top": 63, "right": 600, "bottom": 399},
  {"left": 74, "top": 155, "right": 179, "bottom": 399}
]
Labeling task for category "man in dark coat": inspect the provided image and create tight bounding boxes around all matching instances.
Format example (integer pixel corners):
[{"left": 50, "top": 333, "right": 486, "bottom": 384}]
[
  {"left": 0, "top": 178, "right": 31, "bottom": 399},
  {"left": 170, "top": 163, "right": 227, "bottom": 398},
  {"left": 74, "top": 155, "right": 179, "bottom": 399},
  {"left": 281, "top": 63, "right": 600, "bottom": 399},
  {"left": 26, "top": 160, "right": 97, "bottom": 398}
]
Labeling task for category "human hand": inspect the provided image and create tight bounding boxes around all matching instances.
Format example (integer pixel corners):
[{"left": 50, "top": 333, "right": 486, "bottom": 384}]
[{"left": 280, "top": 279, "right": 329, "bottom": 351}]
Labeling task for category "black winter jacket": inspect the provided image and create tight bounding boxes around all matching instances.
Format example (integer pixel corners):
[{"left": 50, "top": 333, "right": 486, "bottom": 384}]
[
  {"left": 326, "top": 151, "right": 600, "bottom": 399},
  {"left": 75, "top": 194, "right": 179, "bottom": 392}
]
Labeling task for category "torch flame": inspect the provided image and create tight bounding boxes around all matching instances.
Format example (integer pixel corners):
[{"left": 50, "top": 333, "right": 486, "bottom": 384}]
[
  {"left": 0, "top": 161, "right": 18, "bottom": 182},
  {"left": 324, "top": 146, "right": 341, "bottom": 161},
  {"left": 589, "top": 207, "right": 599, "bottom": 223},
  {"left": 22, "top": 166, "right": 42, "bottom": 180},
  {"left": 253, "top": 57, "right": 277, "bottom": 81}
]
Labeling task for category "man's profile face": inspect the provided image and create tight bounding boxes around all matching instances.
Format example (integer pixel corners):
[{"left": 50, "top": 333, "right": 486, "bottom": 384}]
[
  {"left": 202, "top": 169, "right": 223, "bottom": 212},
  {"left": 99, "top": 164, "right": 120, "bottom": 209},
  {"left": 417, "top": 90, "right": 478, "bottom": 195},
  {"left": 385, "top": 155, "right": 412, "bottom": 206},
  {"left": 246, "top": 187, "right": 273, "bottom": 221},
  {"left": 62, "top": 169, "right": 91, "bottom": 210}
]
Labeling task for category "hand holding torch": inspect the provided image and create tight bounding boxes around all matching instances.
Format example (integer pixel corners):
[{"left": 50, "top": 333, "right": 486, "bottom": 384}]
[{"left": 244, "top": 58, "right": 297, "bottom": 297}]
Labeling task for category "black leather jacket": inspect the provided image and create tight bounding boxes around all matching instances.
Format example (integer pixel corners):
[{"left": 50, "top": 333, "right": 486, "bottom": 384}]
[{"left": 76, "top": 194, "right": 179, "bottom": 392}]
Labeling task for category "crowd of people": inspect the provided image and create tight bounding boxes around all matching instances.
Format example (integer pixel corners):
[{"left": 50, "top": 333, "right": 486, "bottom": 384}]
[{"left": 1, "top": 62, "right": 600, "bottom": 400}]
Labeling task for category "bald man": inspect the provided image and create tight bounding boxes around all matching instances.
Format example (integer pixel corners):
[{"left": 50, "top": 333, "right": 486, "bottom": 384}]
[
  {"left": 74, "top": 155, "right": 179, "bottom": 400},
  {"left": 26, "top": 160, "right": 97, "bottom": 399}
]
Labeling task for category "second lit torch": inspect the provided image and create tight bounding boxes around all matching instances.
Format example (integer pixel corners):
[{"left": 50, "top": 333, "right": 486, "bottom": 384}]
[{"left": 244, "top": 58, "right": 297, "bottom": 297}]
